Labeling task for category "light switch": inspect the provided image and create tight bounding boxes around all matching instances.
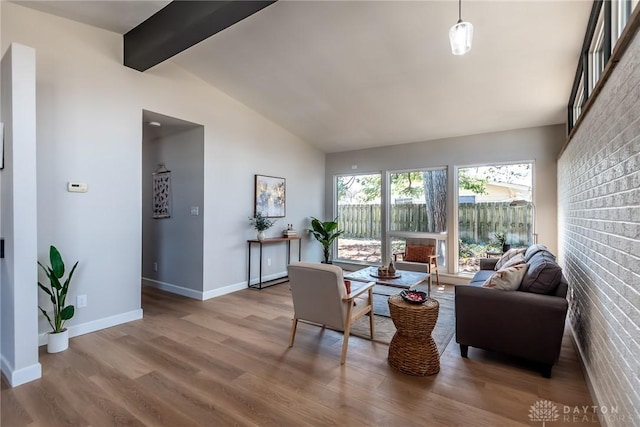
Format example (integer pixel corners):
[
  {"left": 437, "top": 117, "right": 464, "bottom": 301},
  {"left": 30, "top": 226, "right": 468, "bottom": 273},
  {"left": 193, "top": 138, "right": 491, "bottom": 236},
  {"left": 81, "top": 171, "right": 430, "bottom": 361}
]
[{"left": 190, "top": 206, "right": 199, "bottom": 216}]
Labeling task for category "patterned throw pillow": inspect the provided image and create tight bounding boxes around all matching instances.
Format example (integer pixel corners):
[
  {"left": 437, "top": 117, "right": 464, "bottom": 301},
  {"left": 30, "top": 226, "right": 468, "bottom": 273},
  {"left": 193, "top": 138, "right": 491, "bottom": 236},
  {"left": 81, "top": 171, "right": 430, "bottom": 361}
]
[
  {"left": 482, "top": 263, "right": 529, "bottom": 291},
  {"left": 404, "top": 245, "right": 434, "bottom": 263},
  {"left": 501, "top": 253, "right": 526, "bottom": 269},
  {"left": 495, "top": 247, "right": 527, "bottom": 270}
]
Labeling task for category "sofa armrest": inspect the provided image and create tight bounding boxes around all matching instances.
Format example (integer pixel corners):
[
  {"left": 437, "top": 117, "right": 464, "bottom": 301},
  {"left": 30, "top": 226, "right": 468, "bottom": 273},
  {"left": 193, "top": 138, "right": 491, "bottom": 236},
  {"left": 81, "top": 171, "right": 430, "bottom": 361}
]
[
  {"left": 479, "top": 257, "right": 499, "bottom": 270},
  {"left": 455, "top": 285, "right": 568, "bottom": 365}
]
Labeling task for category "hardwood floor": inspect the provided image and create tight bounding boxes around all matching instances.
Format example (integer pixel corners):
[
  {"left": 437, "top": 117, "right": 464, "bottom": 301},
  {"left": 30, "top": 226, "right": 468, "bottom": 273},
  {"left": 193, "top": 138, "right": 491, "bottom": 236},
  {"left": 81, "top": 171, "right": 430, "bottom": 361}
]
[{"left": 2, "top": 284, "right": 597, "bottom": 426}]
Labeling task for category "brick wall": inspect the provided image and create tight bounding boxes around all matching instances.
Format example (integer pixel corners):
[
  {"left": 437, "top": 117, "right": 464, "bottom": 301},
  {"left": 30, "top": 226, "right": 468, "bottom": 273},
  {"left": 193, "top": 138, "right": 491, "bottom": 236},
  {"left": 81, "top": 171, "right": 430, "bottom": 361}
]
[{"left": 557, "top": 29, "right": 640, "bottom": 426}]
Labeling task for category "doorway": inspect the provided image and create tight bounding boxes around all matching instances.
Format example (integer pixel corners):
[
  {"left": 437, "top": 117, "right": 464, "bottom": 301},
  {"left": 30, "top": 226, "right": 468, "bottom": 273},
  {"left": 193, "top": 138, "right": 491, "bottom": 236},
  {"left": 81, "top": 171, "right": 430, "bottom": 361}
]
[{"left": 141, "top": 110, "right": 205, "bottom": 298}]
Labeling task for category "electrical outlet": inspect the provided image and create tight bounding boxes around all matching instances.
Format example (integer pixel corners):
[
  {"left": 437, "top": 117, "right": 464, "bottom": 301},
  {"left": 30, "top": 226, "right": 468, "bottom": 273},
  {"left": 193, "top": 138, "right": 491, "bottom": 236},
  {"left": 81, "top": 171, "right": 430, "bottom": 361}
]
[
  {"left": 77, "top": 294, "right": 87, "bottom": 308},
  {"left": 267, "top": 258, "right": 272, "bottom": 266},
  {"left": 153, "top": 262, "right": 158, "bottom": 272}
]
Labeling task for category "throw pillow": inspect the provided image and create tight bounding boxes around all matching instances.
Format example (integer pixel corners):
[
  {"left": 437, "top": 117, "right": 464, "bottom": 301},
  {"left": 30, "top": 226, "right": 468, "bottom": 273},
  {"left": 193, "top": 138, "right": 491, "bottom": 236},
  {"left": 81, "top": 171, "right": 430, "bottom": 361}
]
[
  {"left": 482, "top": 263, "right": 529, "bottom": 291},
  {"left": 501, "top": 253, "right": 526, "bottom": 269},
  {"left": 404, "top": 245, "right": 434, "bottom": 263},
  {"left": 495, "top": 247, "right": 527, "bottom": 270}
]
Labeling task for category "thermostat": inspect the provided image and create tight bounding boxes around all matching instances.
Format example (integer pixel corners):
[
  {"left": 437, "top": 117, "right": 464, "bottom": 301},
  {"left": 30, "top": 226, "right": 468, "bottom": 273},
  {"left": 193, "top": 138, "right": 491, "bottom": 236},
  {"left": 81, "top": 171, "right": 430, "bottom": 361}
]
[{"left": 67, "top": 182, "right": 88, "bottom": 193}]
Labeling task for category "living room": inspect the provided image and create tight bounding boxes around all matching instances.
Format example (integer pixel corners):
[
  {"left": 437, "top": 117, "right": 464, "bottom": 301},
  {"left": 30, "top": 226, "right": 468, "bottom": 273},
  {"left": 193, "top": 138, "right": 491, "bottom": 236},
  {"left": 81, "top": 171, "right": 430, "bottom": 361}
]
[{"left": 1, "top": 1, "right": 638, "bottom": 426}]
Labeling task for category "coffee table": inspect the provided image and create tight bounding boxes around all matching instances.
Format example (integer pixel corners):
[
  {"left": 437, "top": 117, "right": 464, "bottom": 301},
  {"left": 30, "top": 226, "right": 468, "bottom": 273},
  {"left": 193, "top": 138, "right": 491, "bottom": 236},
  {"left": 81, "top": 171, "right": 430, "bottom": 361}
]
[{"left": 344, "top": 266, "right": 431, "bottom": 294}]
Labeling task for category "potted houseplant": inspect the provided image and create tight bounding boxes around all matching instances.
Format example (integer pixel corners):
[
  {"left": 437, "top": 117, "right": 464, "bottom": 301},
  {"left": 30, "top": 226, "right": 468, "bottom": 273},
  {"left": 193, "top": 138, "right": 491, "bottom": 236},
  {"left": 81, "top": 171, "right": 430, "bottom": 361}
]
[
  {"left": 37, "top": 245, "right": 78, "bottom": 353},
  {"left": 249, "top": 211, "right": 276, "bottom": 241},
  {"left": 309, "top": 217, "right": 344, "bottom": 264},
  {"left": 493, "top": 232, "right": 510, "bottom": 253}
]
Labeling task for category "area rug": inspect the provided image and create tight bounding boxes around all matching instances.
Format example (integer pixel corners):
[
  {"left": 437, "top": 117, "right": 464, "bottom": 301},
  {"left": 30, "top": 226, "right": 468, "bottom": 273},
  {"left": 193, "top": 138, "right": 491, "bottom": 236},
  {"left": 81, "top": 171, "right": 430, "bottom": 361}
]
[{"left": 349, "top": 283, "right": 455, "bottom": 355}]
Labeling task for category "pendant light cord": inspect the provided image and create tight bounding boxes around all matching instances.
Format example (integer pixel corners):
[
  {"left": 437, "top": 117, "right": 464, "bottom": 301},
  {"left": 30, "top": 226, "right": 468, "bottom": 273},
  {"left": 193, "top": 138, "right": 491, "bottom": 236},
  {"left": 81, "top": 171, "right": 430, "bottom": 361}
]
[{"left": 458, "top": 0, "right": 462, "bottom": 21}]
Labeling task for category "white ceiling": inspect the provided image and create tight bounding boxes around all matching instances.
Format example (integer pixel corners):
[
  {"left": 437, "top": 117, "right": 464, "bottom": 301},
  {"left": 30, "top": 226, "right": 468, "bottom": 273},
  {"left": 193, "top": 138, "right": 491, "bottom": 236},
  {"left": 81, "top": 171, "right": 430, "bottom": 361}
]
[{"left": 13, "top": 1, "right": 592, "bottom": 153}]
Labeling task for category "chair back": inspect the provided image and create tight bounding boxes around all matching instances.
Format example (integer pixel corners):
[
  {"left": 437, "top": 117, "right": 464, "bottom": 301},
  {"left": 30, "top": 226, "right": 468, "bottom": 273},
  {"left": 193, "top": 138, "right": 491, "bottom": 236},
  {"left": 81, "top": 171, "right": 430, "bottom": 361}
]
[
  {"left": 405, "top": 238, "right": 437, "bottom": 255},
  {"left": 288, "top": 262, "right": 347, "bottom": 331}
]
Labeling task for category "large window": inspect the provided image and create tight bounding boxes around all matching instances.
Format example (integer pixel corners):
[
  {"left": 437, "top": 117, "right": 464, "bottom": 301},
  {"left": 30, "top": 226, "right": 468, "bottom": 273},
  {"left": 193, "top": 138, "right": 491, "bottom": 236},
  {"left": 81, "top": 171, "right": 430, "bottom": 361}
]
[
  {"left": 457, "top": 163, "right": 533, "bottom": 274},
  {"left": 388, "top": 169, "right": 447, "bottom": 269},
  {"left": 336, "top": 173, "right": 382, "bottom": 264}
]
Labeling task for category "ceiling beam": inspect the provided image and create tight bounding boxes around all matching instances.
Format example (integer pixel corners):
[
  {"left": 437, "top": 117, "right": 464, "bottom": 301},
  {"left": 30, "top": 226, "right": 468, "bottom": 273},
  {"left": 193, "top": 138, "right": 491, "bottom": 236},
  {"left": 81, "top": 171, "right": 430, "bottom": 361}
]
[{"left": 124, "top": 1, "right": 277, "bottom": 72}]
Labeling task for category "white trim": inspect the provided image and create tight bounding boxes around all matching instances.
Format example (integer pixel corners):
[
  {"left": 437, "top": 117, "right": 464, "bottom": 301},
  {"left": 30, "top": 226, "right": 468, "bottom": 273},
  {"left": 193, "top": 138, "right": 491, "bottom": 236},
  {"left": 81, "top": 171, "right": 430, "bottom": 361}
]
[
  {"left": 1, "top": 356, "right": 41, "bottom": 387},
  {"left": 143, "top": 273, "right": 288, "bottom": 302},
  {"left": 568, "top": 322, "right": 608, "bottom": 427},
  {"left": 142, "top": 277, "right": 203, "bottom": 300},
  {"left": 202, "top": 281, "right": 250, "bottom": 300},
  {"left": 38, "top": 309, "right": 143, "bottom": 347}
]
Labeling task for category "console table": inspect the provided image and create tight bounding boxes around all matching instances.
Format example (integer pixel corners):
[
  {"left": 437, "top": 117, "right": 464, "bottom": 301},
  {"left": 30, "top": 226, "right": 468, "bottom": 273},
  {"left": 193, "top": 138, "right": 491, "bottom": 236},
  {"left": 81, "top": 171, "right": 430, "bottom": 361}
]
[{"left": 247, "top": 237, "right": 301, "bottom": 289}]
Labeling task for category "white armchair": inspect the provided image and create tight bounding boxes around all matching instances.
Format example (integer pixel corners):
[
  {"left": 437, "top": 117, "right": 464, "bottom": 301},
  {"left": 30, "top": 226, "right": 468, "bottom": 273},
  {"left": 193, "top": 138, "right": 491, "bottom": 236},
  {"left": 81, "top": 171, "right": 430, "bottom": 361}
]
[{"left": 288, "top": 262, "right": 375, "bottom": 364}]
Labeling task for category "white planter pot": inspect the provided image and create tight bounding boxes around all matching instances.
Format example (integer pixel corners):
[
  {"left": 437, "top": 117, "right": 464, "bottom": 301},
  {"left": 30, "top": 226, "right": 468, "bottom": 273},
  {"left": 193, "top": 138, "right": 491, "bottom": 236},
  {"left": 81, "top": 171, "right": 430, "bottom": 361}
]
[
  {"left": 47, "top": 329, "right": 69, "bottom": 353},
  {"left": 257, "top": 231, "right": 265, "bottom": 241}
]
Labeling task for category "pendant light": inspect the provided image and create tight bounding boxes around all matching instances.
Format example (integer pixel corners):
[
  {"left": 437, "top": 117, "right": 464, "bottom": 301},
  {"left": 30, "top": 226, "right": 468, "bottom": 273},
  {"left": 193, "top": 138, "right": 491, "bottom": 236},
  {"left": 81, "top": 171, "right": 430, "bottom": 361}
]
[{"left": 449, "top": 0, "right": 473, "bottom": 55}]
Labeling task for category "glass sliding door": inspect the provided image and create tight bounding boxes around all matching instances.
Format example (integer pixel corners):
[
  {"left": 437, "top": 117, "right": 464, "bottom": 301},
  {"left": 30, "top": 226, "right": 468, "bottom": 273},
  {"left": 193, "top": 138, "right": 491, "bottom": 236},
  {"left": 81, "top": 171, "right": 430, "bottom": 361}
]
[
  {"left": 336, "top": 173, "right": 382, "bottom": 264},
  {"left": 457, "top": 163, "right": 533, "bottom": 274}
]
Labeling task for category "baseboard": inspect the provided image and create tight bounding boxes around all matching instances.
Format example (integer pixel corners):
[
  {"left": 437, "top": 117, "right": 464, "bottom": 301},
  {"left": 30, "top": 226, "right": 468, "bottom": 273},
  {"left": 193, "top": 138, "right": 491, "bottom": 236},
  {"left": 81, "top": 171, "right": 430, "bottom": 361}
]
[
  {"left": 568, "top": 321, "right": 608, "bottom": 427},
  {"left": 1, "top": 356, "right": 41, "bottom": 387},
  {"left": 143, "top": 274, "right": 287, "bottom": 301},
  {"left": 38, "top": 308, "right": 143, "bottom": 347},
  {"left": 142, "top": 278, "right": 204, "bottom": 300}
]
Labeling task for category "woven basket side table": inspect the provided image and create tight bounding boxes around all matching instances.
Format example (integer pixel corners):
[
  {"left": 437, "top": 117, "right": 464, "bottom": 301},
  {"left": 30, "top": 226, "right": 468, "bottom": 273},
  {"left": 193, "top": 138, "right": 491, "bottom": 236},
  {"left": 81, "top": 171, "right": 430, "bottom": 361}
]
[{"left": 387, "top": 295, "right": 440, "bottom": 376}]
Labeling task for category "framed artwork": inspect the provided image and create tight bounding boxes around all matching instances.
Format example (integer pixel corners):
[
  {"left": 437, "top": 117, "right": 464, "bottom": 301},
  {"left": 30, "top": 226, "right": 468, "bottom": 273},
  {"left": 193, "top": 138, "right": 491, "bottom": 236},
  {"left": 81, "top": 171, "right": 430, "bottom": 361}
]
[
  {"left": 255, "top": 174, "right": 286, "bottom": 217},
  {"left": 152, "top": 170, "right": 171, "bottom": 218}
]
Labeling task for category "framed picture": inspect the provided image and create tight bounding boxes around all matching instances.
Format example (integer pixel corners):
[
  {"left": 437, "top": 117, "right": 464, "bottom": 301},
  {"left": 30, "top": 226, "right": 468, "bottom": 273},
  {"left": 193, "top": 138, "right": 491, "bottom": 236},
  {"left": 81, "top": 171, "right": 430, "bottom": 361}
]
[
  {"left": 255, "top": 174, "right": 286, "bottom": 217},
  {"left": 152, "top": 170, "right": 171, "bottom": 218}
]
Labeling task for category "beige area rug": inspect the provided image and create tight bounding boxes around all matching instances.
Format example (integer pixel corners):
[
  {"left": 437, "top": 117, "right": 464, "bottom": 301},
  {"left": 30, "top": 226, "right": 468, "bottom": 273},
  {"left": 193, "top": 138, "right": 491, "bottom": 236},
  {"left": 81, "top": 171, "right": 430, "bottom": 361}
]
[{"left": 349, "top": 283, "right": 455, "bottom": 355}]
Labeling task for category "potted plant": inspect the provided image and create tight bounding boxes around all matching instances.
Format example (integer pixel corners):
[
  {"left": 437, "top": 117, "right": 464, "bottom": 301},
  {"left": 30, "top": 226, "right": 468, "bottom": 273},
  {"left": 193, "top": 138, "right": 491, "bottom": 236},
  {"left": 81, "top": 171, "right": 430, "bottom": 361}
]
[
  {"left": 249, "top": 212, "right": 276, "bottom": 241},
  {"left": 309, "top": 217, "right": 344, "bottom": 264},
  {"left": 493, "top": 232, "right": 510, "bottom": 253},
  {"left": 37, "top": 245, "right": 78, "bottom": 353}
]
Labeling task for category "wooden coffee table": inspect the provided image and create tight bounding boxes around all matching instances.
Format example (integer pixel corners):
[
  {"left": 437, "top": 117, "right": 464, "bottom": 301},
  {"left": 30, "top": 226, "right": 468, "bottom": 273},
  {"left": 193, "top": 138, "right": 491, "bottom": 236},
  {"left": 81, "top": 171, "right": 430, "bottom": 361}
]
[{"left": 344, "top": 266, "right": 431, "bottom": 292}]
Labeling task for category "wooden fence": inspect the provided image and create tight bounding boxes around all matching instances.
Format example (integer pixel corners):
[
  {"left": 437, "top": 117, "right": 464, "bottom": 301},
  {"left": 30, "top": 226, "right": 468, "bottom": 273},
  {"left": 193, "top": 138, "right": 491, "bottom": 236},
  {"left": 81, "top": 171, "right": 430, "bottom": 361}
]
[{"left": 338, "top": 202, "right": 532, "bottom": 244}]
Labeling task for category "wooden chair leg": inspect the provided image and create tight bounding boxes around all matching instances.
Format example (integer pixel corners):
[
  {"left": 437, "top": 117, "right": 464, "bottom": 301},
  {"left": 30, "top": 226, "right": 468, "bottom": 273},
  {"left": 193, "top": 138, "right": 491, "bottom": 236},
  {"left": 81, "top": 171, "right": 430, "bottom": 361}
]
[
  {"left": 289, "top": 317, "right": 298, "bottom": 347},
  {"left": 368, "top": 289, "right": 374, "bottom": 339},
  {"left": 341, "top": 301, "right": 354, "bottom": 364}
]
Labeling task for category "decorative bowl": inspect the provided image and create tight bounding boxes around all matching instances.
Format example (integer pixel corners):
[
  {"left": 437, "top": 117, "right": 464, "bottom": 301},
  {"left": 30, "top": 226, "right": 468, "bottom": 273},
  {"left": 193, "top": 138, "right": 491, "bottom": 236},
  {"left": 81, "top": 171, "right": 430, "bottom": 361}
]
[{"left": 400, "top": 290, "right": 427, "bottom": 304}]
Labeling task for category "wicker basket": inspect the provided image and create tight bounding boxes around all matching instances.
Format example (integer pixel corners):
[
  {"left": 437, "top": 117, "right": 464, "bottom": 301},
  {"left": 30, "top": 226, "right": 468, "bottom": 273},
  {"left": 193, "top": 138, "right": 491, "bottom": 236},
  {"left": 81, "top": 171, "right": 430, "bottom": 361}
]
[{"left": 387, "top": 295, "right": 440, "bottom": 376}]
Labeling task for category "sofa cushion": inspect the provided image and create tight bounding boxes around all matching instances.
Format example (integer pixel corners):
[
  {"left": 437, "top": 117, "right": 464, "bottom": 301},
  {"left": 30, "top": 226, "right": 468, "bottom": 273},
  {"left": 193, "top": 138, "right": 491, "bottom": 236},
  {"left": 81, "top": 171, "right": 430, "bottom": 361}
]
[
  {"left": 519, "top": 252, "right": 563, "bottom": 294},
  {"left": 524, "top": 244, "right": 552, "bottom": 262},
  {"left": 404, "top": 245, "right": 434, "bottom": 263},
  {"left": 495, "top": 247, "right": 526, "bottom": 270},
  {"left": 470, "top": 269, "right": 494, "bottom": 286},
  {"left": 482, "top": 263, "right": 529, "bottom": 291}
]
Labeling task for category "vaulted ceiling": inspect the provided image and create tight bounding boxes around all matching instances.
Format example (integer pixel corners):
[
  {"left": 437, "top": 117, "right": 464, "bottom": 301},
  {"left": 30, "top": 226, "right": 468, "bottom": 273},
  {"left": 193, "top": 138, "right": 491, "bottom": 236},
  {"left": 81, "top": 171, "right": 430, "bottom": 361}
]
[{"left": 14, "top": 1, "right": 592, "bottom": 153}]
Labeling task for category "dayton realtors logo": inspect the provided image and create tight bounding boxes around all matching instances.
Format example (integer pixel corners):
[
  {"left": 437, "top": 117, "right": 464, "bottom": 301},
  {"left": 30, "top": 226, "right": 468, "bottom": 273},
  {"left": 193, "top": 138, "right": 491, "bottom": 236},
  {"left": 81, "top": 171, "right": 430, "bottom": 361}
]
[
  {"left": 528, "top": 400, "right": 627, "bottom": 425},
  {"left": 529, "top": 400, "right": 559, "bottom": 426}
]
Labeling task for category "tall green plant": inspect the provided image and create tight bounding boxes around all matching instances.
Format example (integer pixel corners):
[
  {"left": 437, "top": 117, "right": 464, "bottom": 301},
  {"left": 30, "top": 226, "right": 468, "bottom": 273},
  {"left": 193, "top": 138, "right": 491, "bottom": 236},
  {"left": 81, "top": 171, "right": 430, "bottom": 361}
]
[
  {"left": 309, "top": 217, "right": 343, "bottom": 264},
  {"left": 37, "top": 246, "right": 78, "bottom": 333}
]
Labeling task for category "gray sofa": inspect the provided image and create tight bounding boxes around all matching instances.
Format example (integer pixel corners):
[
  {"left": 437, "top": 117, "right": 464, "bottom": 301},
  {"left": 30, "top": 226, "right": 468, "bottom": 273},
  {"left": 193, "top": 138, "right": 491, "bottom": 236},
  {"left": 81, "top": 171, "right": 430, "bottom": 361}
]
[{"left": 455, "top": 245, "right": 569, "bottom": 377}]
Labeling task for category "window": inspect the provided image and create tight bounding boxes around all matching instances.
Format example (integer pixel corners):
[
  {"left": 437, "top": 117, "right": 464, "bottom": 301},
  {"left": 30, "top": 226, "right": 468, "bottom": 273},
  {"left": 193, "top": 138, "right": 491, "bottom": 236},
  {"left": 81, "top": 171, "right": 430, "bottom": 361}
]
[
  {"left": 456, "top": 163, "right": 533, "bottom": 274},
  {"left": 588, "top": 10, "right": 605, "bottom": 95},
  {"left": 611, "top": 0, "right": 632, "bottom": 48},
  {"left": 573, "top": 75, "right": 585, "bottom": 127},
  {"left": 388, "top": 169, "right": 447, "bottom": 269},
  {"left": 336, "top": 173, "right": 382, "bottom": 264}
]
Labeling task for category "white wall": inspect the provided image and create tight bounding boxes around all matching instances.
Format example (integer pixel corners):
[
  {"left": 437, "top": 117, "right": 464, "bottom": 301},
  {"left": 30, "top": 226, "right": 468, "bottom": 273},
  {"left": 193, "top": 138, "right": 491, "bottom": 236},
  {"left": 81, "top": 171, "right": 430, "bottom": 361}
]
[
  {"left": 558, "top": 28, "right": 640, "bottom": 426},
  {"left": 1, "top": 43, "right": 41, "bottom": 386},
  {"left": 2, "top": 2, "right": 324, "bottom": 353},
  {"left": 325, "top": 125, "right": 565, "bottom": 272}
]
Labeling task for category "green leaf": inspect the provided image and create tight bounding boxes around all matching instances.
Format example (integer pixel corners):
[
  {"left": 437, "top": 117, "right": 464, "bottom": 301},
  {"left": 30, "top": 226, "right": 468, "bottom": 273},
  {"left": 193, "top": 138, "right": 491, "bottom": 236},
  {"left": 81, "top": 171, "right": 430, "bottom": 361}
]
[
  {"left": 60, "top": 305, "right": 75, "bottom": 321},
  {"left": 38, "top": 306, "right": 54, "bottom": 331},
  {"left": 37, "top": 282, "right": 53, "bottom": 297},
  {"left": 50, "top": 246, "right": 65, "bottom": 279}
]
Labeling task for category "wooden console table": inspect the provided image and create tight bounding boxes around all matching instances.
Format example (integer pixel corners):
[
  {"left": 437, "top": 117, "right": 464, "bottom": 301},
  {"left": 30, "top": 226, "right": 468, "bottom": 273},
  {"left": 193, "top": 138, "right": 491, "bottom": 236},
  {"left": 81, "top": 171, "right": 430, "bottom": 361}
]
[{"left": 247, "top": 237, "right": 301, "bottom": 289}]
